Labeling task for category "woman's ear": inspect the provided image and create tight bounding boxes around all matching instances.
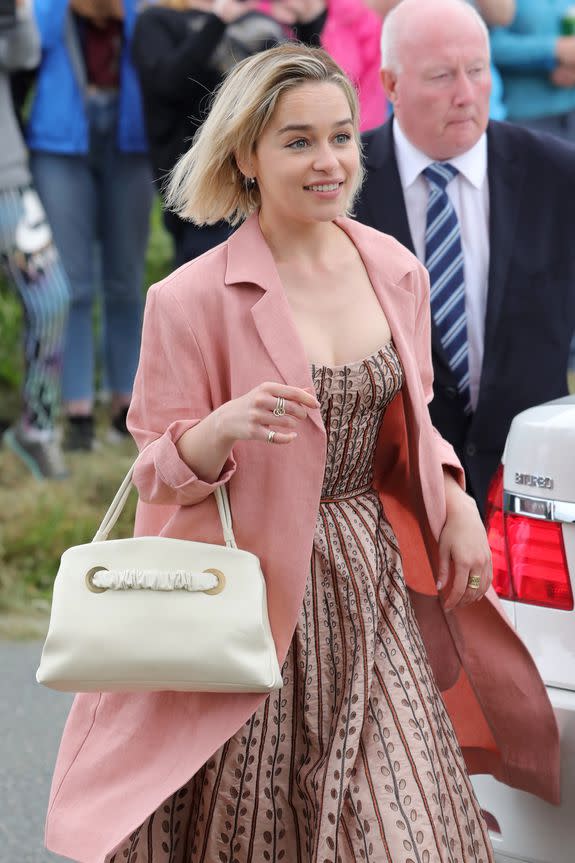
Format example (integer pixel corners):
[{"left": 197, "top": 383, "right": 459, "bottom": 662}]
[{"left": 234, "top": 151, "right": 255, "bottom": 182}]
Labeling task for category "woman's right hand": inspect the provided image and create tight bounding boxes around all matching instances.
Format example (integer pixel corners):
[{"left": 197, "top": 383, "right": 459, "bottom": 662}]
[{"left": 214, "top": 382, "right": 320, "bottom": 447}]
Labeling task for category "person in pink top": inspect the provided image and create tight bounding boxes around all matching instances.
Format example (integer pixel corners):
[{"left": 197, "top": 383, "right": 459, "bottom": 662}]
[{"left": 321, "top": 0, "right": 386, "bottom": 130}]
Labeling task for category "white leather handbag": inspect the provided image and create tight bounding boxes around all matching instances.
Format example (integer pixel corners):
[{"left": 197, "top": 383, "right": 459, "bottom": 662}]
[{"left": 36, "top": 464, "right": 283, "bottom": 693}]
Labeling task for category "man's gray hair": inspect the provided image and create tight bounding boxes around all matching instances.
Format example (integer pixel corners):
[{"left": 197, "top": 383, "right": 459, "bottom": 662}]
[{"left": 380, "top": 0, "right": 490, "bottom": 73}]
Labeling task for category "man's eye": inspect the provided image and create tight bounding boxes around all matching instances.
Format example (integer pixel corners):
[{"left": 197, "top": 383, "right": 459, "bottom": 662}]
[{"left": 288, "top": 139, "right": 308, "bottom": 150}]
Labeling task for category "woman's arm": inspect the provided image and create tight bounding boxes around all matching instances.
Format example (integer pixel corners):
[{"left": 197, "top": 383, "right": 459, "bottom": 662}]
[
  {"left": 128, "top": 282, "right": 318, "bottom": 503},
  {"left": 410, "top": 262, "right": 491, "bottom": 610}
]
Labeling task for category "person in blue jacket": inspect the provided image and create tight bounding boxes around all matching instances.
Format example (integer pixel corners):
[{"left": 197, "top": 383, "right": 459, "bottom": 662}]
[
  {"left": 490, "top": 0, "right": 575, "bottom": 134},
  {"left": 27, "top": 0, "right": 154, "bottom": 451},
  {"left": 490, "top": 0, "right": 575, "bottom": 372}
]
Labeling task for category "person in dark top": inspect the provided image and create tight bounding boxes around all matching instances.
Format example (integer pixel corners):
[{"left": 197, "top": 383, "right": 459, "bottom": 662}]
[{"left": 132, "top": 0, "right": 327, "bottom": 265}]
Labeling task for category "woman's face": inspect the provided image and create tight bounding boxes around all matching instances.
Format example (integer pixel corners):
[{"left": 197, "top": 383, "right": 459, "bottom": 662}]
[{"left": 248, "top": 82, "right": 360, "bottom": 227}]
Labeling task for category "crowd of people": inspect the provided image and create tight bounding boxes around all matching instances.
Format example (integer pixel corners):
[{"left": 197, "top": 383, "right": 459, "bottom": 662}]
[{"left": 3, "top": 0, "right": 574, "bottom": 861}]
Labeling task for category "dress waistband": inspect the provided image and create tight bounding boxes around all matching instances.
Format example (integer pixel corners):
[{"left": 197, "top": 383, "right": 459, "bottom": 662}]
[{"left": 320, "top": 484, "right": 375, "bottom": 503}]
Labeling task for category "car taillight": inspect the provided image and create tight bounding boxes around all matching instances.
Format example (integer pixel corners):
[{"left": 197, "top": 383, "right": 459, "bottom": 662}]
[
  {"left": 505, "top": 515, "right": 573, "bottom": 611},
  {"left": 485, "top": 466, "right": 514, "bottom": 600},
  {"left": 484, "top": 465, "right": 574, "bottom": 611}
]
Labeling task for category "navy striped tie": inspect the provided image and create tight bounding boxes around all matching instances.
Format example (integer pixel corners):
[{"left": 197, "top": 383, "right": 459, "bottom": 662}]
[{"left": 423, "top": 162, "right": 472, "bottom": 414}]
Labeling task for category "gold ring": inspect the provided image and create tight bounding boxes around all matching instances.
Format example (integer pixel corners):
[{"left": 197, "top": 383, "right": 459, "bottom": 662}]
[
  {"left": 273, "top": 396, "right": 286, "bottom": 417},
  {"left": 467, "top": 574, "right": 481, "bottom": 590},
  {"left": 267, "top": 430, "right": 276, "bottom": 444}
]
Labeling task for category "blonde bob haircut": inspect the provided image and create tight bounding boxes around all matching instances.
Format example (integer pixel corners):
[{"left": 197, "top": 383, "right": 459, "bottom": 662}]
[{"left": 165, "top": 43, "right": 364, "bottom": 227}]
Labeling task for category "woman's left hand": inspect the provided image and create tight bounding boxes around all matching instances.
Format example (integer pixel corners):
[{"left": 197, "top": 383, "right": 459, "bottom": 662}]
[{"left": 436, "top": 473, "right": 492, "bottom": 612}]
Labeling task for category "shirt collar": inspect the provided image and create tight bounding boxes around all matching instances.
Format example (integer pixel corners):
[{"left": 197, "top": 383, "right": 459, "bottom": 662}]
[{"left": 393, "top": 118, "right": 487, "bottom": 190}]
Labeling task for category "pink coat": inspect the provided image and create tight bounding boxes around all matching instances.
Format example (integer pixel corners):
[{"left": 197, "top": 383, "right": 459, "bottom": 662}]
[{"left": 45, "top": 215, "right": 559, "bottom": 863}]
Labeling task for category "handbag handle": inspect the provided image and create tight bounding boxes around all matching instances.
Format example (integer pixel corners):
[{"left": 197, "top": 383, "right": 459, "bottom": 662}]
[{"left": 92, "top": 463, "right": 237, "bottom": 549}]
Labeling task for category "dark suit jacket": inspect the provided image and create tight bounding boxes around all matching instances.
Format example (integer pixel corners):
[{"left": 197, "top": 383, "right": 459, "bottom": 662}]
[{"left": 355, "top": 119, "right": 575, "bottom": 512}]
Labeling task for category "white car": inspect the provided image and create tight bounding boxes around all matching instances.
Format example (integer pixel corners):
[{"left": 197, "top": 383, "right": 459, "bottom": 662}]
[{"left": 471, "top": 394, "right": 575, "bottom": 863}]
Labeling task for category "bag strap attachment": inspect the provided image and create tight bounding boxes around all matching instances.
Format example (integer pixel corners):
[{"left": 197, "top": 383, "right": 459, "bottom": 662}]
[{"left": 92, "top": 464, "right": 237, "bottom": 550}]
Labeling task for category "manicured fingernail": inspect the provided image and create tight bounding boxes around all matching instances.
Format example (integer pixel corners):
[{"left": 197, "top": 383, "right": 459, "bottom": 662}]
[{"left": 436, "top": 580, "right": 443, "bottom": 590}]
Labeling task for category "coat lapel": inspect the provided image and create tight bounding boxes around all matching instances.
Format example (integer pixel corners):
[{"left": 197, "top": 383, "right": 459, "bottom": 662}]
[
  {"left": 335, "top": 216, "right": 416, "bottom": 353},
  {"left": 225, "top": 215, "right": 324, "bottom": 433}
]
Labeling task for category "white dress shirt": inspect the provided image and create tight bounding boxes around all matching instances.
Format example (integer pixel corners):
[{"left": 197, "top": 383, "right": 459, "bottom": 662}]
[{"left": 393, "top": 120, "right": 490, "bottom": 412}]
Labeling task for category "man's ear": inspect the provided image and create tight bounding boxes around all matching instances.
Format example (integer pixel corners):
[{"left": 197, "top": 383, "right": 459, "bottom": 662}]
[{"left": 381, "top": 69, "right": 399, "bottom": 106}]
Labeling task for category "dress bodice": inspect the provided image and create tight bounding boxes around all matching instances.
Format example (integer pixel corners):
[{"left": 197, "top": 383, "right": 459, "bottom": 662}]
[{"left": 311, "top": 341, "right": 403, "bottom": 498}]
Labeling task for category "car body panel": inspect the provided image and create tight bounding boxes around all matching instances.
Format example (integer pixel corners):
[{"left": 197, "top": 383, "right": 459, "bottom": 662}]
[
  {"left": 473, "top": 395, "right": 575, "bottom": 862},
  {"left": 472, "top": 687, "right": 575, "bottom": 863}
]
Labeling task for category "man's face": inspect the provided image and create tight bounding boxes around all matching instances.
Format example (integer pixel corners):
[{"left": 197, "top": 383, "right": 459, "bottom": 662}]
[{"left": 383, "top": 13, "right": 491, "bottom": 160}]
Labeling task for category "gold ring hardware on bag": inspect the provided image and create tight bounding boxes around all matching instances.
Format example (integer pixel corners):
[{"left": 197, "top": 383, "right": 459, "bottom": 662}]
[
  {"left": 86, "top": 566, "right": 109, "bottom": 593},
  {"left": 203, "top": 568, "right": 226, "bottom": 595}
]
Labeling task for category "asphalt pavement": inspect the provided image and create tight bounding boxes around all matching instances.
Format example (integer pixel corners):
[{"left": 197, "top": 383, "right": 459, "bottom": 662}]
[{"left": 0, "top": 639, "right": 73, "bottom": 863}]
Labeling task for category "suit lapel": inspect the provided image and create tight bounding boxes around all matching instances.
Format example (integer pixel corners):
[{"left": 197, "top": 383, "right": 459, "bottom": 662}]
[
  {"left": 483, "top": 123, "right": 524, "bottom": 364},
  {"left": 225, "top": 215, "right": 324, "bottom": 433},
  {"left": 362, "top": 121, "right": 415, "bottom": 254}
]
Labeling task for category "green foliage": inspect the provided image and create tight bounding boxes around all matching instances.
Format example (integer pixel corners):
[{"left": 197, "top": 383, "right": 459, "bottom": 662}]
[{"left": 0, "top": 277, "right": 23, "bottom": 390}]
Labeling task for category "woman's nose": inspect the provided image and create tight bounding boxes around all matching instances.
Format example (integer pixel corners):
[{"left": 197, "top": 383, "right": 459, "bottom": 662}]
[{"left": 312, "top": 143, "right": 340, "bottom": 172}]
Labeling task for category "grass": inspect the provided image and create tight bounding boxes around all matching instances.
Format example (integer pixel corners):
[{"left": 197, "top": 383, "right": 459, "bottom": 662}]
[{"left": 0, "top": 198, "right": 172, "bottom": 629}]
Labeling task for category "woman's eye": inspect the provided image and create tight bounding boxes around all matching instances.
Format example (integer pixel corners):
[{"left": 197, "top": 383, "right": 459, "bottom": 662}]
[
  {"left": 288, "top": 139, "right": 309, "bottom": 150},
  {"left": 334, "top": 133, "right": 351, "bottom": 145}
]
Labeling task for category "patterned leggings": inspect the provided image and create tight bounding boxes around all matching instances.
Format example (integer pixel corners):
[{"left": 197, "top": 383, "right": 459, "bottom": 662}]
[{"left": 0, "top": 185, "right": 70, "bottom": 431}]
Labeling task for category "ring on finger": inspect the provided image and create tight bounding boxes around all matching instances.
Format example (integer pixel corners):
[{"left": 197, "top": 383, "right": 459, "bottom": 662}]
[
  {"left": 267, "top": 430, "right": 276, "bottom": 444},
  {"left": 467, "top": 574, "right": 481, "bottom": 590},
  {"left": 273, "top": 396, "right": 286, "bottom": 417}
]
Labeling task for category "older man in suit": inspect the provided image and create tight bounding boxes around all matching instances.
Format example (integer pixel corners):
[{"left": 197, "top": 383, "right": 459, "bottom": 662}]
[{"left": 355, "top": 0, "right": 575, "bottom": 514}]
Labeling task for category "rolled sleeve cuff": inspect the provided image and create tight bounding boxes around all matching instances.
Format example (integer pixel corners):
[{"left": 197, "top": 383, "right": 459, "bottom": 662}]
[{"left": 134, "top": 419, "right": 237, "bottom": 505}]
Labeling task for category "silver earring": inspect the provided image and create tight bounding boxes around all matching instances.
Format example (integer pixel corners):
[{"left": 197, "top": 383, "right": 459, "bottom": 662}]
[{"left": 244, "top": 176, "right": 256, "bottom": 190}]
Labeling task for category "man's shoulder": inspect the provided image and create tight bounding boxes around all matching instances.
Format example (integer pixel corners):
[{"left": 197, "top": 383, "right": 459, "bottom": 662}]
[
  {"left": 360, "top": 121, "right": 393, "bottom": 168},
  {"left": 488, "top": 120, "right": 575, "bottom": 176}
]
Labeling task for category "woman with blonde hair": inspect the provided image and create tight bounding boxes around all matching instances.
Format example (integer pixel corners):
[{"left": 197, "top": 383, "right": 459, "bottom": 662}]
[{"left": 44, "top": 42, "right": 557, "bottom": 863}]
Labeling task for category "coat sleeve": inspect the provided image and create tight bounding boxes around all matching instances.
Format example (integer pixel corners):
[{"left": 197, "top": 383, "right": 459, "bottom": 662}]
[
  {"left": 33, "top": 0, "right": 68, "bottom": 48},
  {"left": 0, "top": 1, "right": 40, "bottom": 71},
  {"left": 411, "top": 261, "right": 466, "bottom": 489},
  {"left": 127, "top": 282, "right": 237, "bottom": 506},
  {"left": 131, "top": 9, "right": 226, "bottom": 99}
]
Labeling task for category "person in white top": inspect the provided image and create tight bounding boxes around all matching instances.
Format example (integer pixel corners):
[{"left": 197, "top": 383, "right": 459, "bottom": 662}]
[{"left": 355, "top": 0, "right": 575, "bottom": 514}]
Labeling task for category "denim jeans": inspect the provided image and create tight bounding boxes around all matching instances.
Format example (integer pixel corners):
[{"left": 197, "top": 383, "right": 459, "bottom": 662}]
[{"left": 31, "top": 90, "right": 153, "bottom": 404}]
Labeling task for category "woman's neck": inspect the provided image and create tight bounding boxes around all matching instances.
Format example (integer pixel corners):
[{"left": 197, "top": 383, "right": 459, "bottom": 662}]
[{"left": 258, "top": 210, "right": 348, "bottom": 270}]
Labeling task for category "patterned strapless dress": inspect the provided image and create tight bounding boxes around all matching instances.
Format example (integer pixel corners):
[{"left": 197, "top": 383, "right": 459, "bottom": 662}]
[{"left": 111, "top": 342, "right": 493, "bottom": 863}]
